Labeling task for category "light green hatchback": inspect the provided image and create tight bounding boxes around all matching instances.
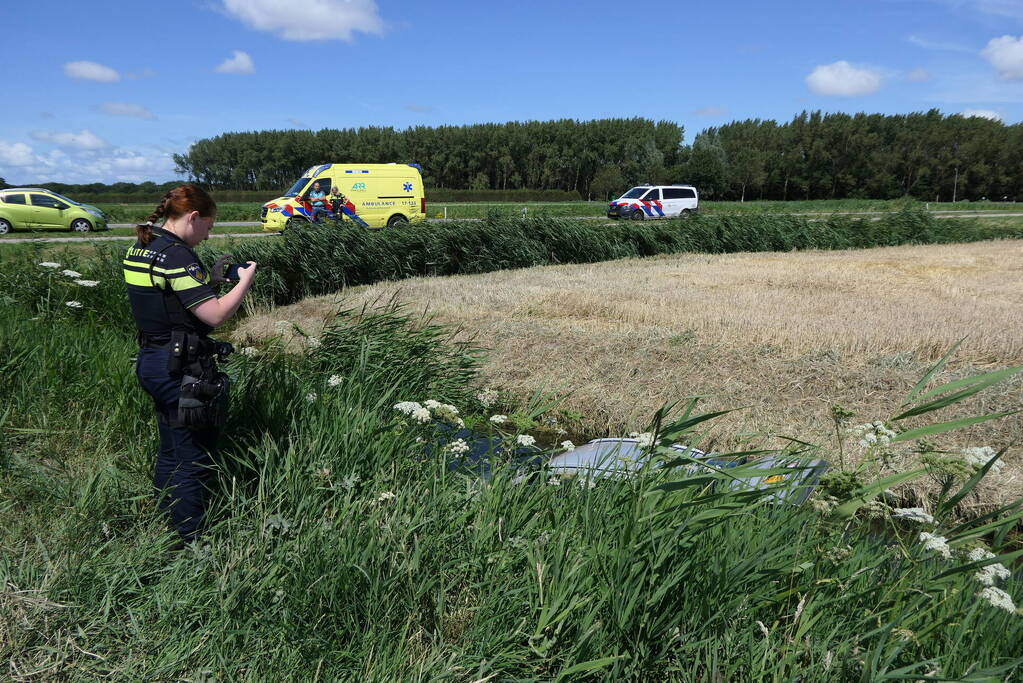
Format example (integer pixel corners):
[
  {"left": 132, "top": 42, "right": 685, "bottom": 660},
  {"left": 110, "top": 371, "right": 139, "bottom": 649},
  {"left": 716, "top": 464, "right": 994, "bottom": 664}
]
[{"left": 0, "top": 188, "right": 108, "bottom": 234}]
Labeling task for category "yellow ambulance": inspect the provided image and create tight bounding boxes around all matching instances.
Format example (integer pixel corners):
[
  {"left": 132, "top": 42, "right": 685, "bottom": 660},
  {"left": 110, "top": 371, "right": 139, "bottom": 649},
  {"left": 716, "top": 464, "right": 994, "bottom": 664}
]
[{"left": 260, "top": 163, "right": 426, "bottom": 231}]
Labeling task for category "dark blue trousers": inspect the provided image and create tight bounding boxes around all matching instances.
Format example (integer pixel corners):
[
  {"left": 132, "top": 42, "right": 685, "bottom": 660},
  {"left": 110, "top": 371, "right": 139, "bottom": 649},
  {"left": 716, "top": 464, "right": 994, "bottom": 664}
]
[{"left": 135, "top": 347, "right": 220, "bottom": 542}]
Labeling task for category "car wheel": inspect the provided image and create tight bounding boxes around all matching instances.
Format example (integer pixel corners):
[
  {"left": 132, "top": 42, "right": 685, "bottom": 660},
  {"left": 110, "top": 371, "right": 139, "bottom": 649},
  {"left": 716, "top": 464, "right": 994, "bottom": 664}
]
[
  {"left": 0, "top": 218, "right": 12, "bottom": 235},
  {"left": 630, "top": 209, "right": 645, "bottom": 220},
  {"left": 679, "top": 209, "right": 692, "bottom": 219},
  {"left": 386, "top": 214, "right": 408, "bottom": 228},
  {"left": 70, "top": 218, "right": 92, "bottom": 233}
]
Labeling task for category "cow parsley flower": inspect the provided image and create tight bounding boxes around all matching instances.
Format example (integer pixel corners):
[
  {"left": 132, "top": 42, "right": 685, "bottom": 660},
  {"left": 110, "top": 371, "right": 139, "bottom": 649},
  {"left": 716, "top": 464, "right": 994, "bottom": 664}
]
[
  {"left": 376, "top": 491, "right": 396, "bottom": 503},
  {"left": 893, "top": 508, "right": 935, "bottom": 524},
  {"left": 489, "top": 414, "right": 508, "bottom": 425},
  {"left": 327, "top": 374, "right": 343, "bottom": 387},
  {"left": 38, "top": 261, "right": 61, "bottom": 268},
  {"left": 963, "top": 446, "right": 1002, "bottom": 473},
  {"left": 968, "top": 548, "right": 1012, "bottom": 586},
  {"left": 74, "top": 279, "right": 100, "bottom": 287},
  {"left": 394, "top": 401, "right": 423, "bottom": 416},
  {"left": 411, "top": 407, "right": 432, "bottom": 424},
  {"left": 848, "top": 421, "right": 898, "bottom": 449},
  {"left": 306, "top": 336, "right": 321, "bottom": 349},
  {"left": 517, "top": 434, "right": 536, "bottom": 447},
  {"left": 61, "top": 269, "right": 83, "bottom": 278},
  {"left": 240, "top": 346, "right": 258, "bottom": 356},
  {"left": 919, "top": 532, "right": 952, "bottom": 559},
  {"left": 446, "top": 439, "right": 470, "bottom": 456},
  {"left": 305, "top": 392, "right": 318, "bottom": 403},
  {"left": 65, "top": 301, "right": 83, "bottom": 309},
  {"left": 476, "top": 386, "right": 498, "bottom": 408},
  {"left": 576, "top": 476, "right": 596, "bottom": 489},
  {"left": 547, "top": 476, "right": 562, "bottom": 486},
  {"left": 978, "top": 586, "right": 1017, "bottom": 613},
  {"left": 560, "top": 440, "right": 575, "bottom": 451}
]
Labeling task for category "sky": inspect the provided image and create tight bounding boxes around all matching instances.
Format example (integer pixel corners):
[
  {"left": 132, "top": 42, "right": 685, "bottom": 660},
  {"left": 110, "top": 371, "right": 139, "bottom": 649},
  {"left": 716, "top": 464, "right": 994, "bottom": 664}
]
[{"left": 1, "top": 0, "right": 1022, "bottom": 185}]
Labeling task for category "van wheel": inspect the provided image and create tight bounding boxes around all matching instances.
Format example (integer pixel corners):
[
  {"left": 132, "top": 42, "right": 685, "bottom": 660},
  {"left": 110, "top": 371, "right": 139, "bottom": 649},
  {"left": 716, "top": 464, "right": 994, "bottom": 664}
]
[
  {"left": 387, "top": 214, "right": 409, "bottom": 228},
  {"left": 679, "top": 209, "right": 692, "bottom": 219},
  {"left": 285, "top": 217, "right": 306, "bottom": 231},
  {"left": 70, "top": 218, "right": 92, "bottom": 233},
  {"left": 0, "top": 218, "right": 12, "bottom": 234},
  {"left": 630, "top": 209, "right": 645, "bottom": 220}
]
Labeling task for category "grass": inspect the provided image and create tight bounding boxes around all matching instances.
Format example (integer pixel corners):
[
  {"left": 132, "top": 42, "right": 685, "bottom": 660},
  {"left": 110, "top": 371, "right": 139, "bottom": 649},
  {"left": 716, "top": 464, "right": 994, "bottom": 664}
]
[
  {"left": 241, "top": 240, "right": 1023, "bottom": 505},
  {"left": 1, "top": 218, "right": 1021, "bottom": 679}
]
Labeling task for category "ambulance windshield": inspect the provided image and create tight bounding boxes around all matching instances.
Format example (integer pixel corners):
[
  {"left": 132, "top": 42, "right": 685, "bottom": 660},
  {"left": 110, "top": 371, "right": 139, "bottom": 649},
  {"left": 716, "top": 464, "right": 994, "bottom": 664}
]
[{"left": 285, "top": 177, "right": 311, "bottom": 196}]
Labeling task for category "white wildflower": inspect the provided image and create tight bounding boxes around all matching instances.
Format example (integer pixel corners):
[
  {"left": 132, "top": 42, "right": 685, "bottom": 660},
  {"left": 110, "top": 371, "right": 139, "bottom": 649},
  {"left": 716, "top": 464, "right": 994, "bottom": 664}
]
[
  {"left": 38, "top": 261, "right": 61, "bottom": 268},
  {"left": 240, "top": 346, "right": 258, "bottom": 357},
  {"left": 61, "top": 269, "right": 83, "bottom": 278},
  {"left": 446, "top": 439, "right": 470, "bottom": 456},
  {"left": 476, "top": 386, "right": 498, "bottom": 407},
  {"left": 394, "top": 401, "right": 423, "bottom": 416},
  {"left": 274, "top": 320, "right": 291, "bottom": 332},
  {"left": 425, "top": 400, "right": 460, "bottom": 423},
  {"left": 340, "top": 473, "right": 360, "bottom": 490},
  {"left": 963, "top": 446, "right": 1002, "bottom": 474},
  {"left": 893, "top": 508, "right": 935, "bottom": 525},
  {"left": 848, "top": 421, "right": 897, "bottom": 448},
  {"left": 489, "top": 414, "right": 508, "bottom": 425},
  {"left": 969, "top": 547, "right": 1012, "bottom": 586},
  {"left": 809, "top": 496, "right": 839, "bottom": 514},
  {"left": 74, "top": 279, "right": 100, "bottom": 287},
  {"left": 978, "top": 586, "right": 1017, "bottom": 613},
  {"left": 64, "top": 301, "right": 83, "bottom": 309},
  {"left": 628, "top": 431, "right": 640, "bottom": 438},
  {"left": 919, "top": 532, "right": 952, "bottom": 559},
  {"left": 560, "top": 440, "right": 575, "bottom": 451},
  {"left": 968, "top": 547, "right": 996, "bottom": 563},
  {"left": 634, "top": 432, "right": 655, "bottom": 448},
  {"left": 547, "top": 476, "right": 562, "bottom": 486},
  {"left": 517, "top": 434, "right": 536, "bottom": 447},
  {"left": 314, "top": 466, "right": 332, "bottom": 479},
  {"left": 305, "top": 392, "right": 318, "bottom": 403},
  {"left": 327, "top": 374, "right": 344, "bottom": 387},
  {"left": 411, "top": 407, "right": 432, "bottom": 424},
  {"left": 306, "top": 336, "right": 321, "bottom": 349},
  {"left": 576, "top": 476, "right": 596, "bottom": 489},
  {"left": 424, "top": 399, "right": 442, "bottom": 409},
  {"left": 376, "top": 491, "right": 396, "bottom": 503}
]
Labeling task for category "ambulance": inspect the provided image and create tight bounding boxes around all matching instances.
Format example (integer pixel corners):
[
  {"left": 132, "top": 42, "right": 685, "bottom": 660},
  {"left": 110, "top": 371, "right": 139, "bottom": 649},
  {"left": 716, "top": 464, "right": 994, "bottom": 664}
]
[{"left": 260, "top": 163, "right": 426, "bottom": 231}]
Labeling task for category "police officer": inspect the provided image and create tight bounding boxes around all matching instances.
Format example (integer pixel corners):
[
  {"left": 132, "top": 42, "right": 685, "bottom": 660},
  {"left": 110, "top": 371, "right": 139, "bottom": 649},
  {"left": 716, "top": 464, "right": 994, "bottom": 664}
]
[{"left": 124, "top": 184, "right": 256, "bottom": 547}]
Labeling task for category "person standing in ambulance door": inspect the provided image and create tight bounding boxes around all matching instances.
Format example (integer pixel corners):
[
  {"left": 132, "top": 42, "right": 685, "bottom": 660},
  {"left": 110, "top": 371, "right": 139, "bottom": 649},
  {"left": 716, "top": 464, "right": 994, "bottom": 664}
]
[{"left": 124, "top": 185, "right": 256, "bottom": 547}]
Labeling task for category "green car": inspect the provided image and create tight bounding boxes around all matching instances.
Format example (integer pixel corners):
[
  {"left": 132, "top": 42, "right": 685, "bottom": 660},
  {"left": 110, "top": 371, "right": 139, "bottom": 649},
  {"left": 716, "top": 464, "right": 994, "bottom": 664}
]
[{"left": 0, "top": 187, "right": 108, "bottom": 234}]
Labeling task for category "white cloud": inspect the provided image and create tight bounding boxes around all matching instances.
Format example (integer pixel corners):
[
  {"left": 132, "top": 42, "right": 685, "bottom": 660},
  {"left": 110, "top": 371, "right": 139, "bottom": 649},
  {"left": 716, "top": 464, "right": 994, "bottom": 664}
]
[
  {"left": 30, "top": 130, "right": 110, "bottom": 151},
  {"left": 0, "top": 141, "right": 37, "bottom": 167},
  {"left": 907, "top": 67, "right": 932, "bottom": 82},
  {"left": 907, "top": 35, "right": 973, "bottom": 53},
  {"left": 215, "top": 50, "right": 255, "bottom": 75},
  {"left": 961, "top": 108, "right": 1002, "bottom": 120},
  {"left": 220, "top": 0, "right": 384, "bottom": 42},
  {"left": 404, "top": 103, "right": 433, "bottom": 113},
  {"left": 692, "top": 106, "right": 729, "bottom": 117},
  {"left": 63, "top": 60, "right": 120, "bottom": 82},
  {"left": 96, "top": 102, "right": 157, "bottom": 120},
  {"left": 982, "top": 35, "right": 1023, "bottom": 80},
  {"left": 805, "top": 61, "right": 883, "bottom": 96}
]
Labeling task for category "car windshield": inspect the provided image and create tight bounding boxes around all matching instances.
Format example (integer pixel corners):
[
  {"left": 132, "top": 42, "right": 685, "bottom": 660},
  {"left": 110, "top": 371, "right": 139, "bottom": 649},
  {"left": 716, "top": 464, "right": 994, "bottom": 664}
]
[
  {"left": 285, "top": 177, "right": 311, "bottom": 196},
  {"left": 47, "top": 191, "right": 80, "bottom": 206},
  {"left": 620, "top": 187, "right": 649, "bottom": 199}
]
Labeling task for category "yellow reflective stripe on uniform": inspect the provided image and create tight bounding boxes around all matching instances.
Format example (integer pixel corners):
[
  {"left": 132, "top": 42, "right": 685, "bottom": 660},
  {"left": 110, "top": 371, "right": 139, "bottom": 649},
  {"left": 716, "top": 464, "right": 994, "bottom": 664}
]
[
  {"left": 152, "top": 266, "right": 187, "bottom": 275},
  {"left": 123, "top": 270, "right": 166, "bottom": 288},
  {"left": 169, "top": 276, "right": 206, "bottom": 292}
]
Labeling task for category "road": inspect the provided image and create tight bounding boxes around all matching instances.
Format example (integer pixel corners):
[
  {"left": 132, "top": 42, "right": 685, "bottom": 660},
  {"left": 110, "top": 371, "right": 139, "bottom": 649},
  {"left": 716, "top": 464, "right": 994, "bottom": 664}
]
[{"left": 0, "top": 212, "right": 1020, "bottom": 244}]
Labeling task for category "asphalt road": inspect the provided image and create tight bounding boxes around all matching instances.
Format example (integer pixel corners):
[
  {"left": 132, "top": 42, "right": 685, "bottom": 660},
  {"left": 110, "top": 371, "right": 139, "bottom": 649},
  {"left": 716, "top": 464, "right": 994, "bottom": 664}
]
[{"left": 1, "top": 212, "right": 1020, "bottom": 244}]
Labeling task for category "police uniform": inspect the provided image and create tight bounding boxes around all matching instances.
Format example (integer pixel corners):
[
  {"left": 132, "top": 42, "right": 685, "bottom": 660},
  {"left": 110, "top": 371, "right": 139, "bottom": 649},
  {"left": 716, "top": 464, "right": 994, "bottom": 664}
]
[{"left": 124, "top": 226, "right": 221, "bottom": 543}]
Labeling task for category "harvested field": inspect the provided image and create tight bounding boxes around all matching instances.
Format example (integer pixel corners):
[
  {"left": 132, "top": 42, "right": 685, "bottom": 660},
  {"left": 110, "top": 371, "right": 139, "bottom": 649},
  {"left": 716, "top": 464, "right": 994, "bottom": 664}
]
[{"left": 235, "top": 240, "right": 1023, "bottom": 504}]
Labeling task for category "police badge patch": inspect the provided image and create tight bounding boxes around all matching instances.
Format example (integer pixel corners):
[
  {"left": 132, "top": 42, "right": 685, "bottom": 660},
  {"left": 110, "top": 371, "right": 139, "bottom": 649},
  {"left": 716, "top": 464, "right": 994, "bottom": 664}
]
[{"left": 186, "top": 263, "right": 207, "bottom": 283}]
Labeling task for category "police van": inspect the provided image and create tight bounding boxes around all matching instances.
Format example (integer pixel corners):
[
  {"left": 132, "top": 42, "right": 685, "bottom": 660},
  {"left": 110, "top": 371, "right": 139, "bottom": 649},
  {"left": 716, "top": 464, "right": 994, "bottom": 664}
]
[
  {"left": 261, "top": 163, "right": 426, "bottom": 231},
  {"left": 607, "top": 184, "right": 699, "bottom": 220}
]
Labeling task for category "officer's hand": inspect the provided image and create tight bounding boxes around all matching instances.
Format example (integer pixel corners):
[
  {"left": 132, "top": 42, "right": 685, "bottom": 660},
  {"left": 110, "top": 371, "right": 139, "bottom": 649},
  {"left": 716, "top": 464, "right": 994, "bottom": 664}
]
[
  {"left": 237, "top": 261, "right": 257, "bottom": 285},
  {"left": 211, "top": 254, "right": 233, "bottom": 283}
]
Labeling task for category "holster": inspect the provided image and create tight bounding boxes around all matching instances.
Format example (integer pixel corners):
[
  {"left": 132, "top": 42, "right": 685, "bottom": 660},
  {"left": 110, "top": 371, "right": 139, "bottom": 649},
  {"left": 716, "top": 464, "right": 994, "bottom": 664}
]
[{"left": 166, "top": 331, "right": 233, "bottom": 431}]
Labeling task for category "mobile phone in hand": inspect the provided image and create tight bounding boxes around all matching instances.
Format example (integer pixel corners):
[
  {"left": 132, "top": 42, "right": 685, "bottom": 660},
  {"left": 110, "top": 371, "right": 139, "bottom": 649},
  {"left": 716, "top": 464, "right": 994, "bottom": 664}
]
[{"left": 225, "top": 263, "right": 252, "bottom": 281}]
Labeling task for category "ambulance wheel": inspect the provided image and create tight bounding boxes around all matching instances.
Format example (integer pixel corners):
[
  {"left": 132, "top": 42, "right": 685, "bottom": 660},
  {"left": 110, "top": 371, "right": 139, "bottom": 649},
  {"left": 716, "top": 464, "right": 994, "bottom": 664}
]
[
  {"left": 386, "top": 214, "right": 409, "bottom": 228},
  {"left": 630, "top": 209, "right": 645, "bottom": 220},
  {"left": 285, "top": 217, "right": 306, "bottom": 231}
]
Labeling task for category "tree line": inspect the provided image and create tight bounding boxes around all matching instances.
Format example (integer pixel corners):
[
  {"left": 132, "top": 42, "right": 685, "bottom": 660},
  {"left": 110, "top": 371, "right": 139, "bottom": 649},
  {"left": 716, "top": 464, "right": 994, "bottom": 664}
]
[{"left": 7, "top": 111, "right": 1020, "bottom": 202}]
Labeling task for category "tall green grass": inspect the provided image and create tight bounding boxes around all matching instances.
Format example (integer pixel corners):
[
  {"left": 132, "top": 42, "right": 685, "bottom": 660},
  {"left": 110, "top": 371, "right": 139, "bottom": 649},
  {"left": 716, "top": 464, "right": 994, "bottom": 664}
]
[
  {"left": 211, "top": 211, "right": 1023, "bottom": 306},
  {"left": 1, "top": 253, "right": 1021, "bottom": 680}
]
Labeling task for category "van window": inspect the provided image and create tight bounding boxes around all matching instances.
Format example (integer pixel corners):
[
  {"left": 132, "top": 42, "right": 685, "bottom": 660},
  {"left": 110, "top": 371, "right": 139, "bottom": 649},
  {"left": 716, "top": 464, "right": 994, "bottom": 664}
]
[
  {"left": 662, "top": 188, "right": 685, "bottom": 199},
  {"left": 305, "top": 179, "right": 331, "bottom": 197},
  {"left": 621, "top": 187, "right": 648, "bottom": 199},
  {"left": 2, "top": 193, "right": 26, "bottom": 204},
  {"left": 642, "top": 188, "right": 661, "bottom": 201},
  {"left": 285, "top": 177, "right": 311, "bottom": 196},
  {"left": 680, "top": 188, "right": 696, "bottom": 199}
]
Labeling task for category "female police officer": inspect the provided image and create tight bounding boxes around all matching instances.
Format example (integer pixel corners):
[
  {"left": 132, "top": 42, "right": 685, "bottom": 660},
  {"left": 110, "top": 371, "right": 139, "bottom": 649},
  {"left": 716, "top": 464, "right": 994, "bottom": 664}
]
[{"left": 124, "top": 185, "right": 256, "bottom": 546}]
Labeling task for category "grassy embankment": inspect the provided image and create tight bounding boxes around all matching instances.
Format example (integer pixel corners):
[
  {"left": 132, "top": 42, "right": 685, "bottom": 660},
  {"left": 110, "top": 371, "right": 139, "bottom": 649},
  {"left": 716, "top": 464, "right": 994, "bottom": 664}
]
[{"left": 2, "top": 212, "right": 1021, "bottom": 679}]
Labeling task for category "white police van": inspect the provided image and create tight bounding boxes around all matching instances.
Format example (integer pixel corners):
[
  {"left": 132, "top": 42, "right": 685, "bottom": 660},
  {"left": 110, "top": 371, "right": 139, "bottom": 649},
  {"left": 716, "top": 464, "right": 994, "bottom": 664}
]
[{"left": 607, "top": 184, "right": 699, "bottom": 220}]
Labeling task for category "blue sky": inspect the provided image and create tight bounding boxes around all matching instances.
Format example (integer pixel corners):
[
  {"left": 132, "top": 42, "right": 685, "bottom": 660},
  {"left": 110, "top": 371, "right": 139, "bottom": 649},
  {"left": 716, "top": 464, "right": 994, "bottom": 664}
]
[{"left": 2, "top": 0, "right": 1021, "bottom": 184}]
